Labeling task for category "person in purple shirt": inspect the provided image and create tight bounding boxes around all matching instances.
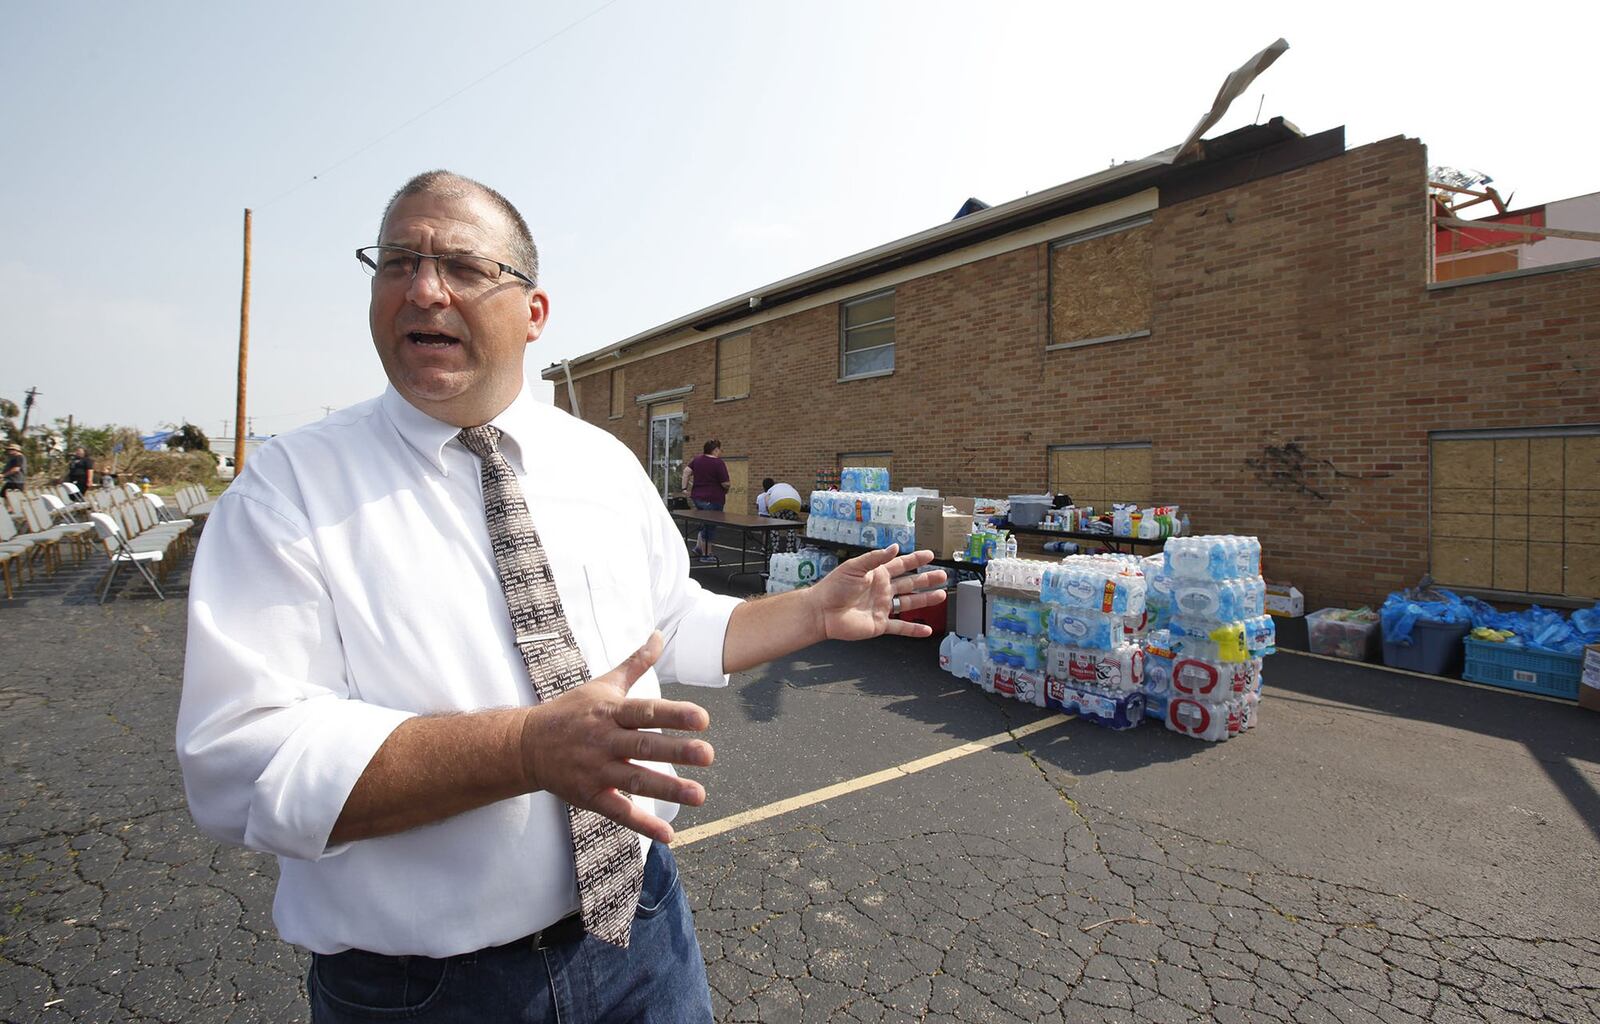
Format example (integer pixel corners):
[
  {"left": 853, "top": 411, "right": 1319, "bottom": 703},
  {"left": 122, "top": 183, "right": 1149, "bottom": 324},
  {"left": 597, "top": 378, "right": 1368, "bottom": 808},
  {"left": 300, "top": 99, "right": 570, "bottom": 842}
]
[{"left": 681, "top": 439, "right": 729, "bottom": 563}]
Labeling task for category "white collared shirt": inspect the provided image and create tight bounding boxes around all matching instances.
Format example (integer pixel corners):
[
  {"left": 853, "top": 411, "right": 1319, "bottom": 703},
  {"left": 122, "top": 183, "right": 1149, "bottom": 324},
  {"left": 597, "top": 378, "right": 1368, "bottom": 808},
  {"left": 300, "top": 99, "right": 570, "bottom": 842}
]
[{"left": 177, "top": 384, "right": 740, "bottom": 957}]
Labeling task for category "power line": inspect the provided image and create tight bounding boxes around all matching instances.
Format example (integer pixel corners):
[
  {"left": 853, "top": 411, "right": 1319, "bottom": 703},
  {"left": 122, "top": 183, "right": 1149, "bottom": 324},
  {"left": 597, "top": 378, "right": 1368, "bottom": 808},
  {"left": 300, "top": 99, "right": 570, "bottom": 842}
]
[{"left": 257, "top": 0, "right": 623, "bottom": 210}]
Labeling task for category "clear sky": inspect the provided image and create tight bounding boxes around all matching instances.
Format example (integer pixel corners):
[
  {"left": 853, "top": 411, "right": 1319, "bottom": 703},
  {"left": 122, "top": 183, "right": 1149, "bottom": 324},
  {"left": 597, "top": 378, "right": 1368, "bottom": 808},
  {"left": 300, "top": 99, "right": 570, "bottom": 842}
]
[{"left": 5, "top": 1, "right": 1594, "bottom": 439}]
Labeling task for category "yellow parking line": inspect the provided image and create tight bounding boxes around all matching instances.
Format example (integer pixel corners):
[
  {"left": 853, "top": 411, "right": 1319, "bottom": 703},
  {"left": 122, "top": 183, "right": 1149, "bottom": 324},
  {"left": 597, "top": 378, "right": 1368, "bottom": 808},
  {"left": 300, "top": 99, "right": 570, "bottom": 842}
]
[{"left": 674, "top": 714, "right": 1075, "bottom": 847}]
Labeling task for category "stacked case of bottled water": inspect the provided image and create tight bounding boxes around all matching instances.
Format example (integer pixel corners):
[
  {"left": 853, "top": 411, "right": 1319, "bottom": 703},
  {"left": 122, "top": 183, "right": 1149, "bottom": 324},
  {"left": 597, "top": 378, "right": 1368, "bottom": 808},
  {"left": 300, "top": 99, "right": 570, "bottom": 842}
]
[
  {"left": 1037, "top": 555, "right": 1149, "bottom": 730},
  {"left": 837, "top": 467, "right": 890, "bottom": 493},
  {"left": 764, "top": 547, "right": 839, "bottom": 594},
  {"left": 804, "top": 489, "right": 917, "bottom": 551},
  {"left": 974, "top": 557, "right": 1051, "bottom": 705},
  {"left": 1141, "top": 536, "right": 1276, "bottom": 741}
]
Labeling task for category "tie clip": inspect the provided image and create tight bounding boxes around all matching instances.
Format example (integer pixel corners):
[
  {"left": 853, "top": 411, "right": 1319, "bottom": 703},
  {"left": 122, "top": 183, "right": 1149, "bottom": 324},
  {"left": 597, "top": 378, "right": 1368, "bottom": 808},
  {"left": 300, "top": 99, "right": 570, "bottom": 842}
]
[{"left": 515, "top": 631, "right": 563, "bottom": 646}]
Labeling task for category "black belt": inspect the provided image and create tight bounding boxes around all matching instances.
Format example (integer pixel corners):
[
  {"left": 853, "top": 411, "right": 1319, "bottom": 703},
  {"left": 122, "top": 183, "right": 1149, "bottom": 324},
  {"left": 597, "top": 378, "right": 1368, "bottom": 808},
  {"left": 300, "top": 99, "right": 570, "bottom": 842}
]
[
  {"left": 335, "top": 913, "right": 587, "bottom": 966},
  {"left": 514, "top": 912, "right": 586, "bottom": 951}
]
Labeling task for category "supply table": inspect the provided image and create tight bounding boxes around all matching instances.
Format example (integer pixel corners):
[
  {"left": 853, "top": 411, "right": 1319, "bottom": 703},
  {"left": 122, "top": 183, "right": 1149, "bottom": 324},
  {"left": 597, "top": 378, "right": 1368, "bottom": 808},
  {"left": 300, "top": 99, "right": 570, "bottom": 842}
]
[
  {"left": 1007, "top": 525, "right": 1167, "bottom": 556},
  {"left": 670, "top": 509, "right": 807, "bottom": 584}
]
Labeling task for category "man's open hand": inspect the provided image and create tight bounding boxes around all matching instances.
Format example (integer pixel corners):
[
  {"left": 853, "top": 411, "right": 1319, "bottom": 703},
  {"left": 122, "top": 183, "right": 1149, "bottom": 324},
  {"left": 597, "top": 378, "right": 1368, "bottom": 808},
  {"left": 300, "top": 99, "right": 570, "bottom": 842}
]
[
  {"left": 807, "top": 545, "right": 948, "bottom": 641},
  {"left": 519, "top": 632, "right": 713, "bottom": 844}
]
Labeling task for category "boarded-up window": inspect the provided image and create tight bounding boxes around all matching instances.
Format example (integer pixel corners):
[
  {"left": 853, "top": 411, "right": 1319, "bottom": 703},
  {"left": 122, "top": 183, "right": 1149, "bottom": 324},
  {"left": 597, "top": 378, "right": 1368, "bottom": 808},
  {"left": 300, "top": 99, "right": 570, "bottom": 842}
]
[
  {"left": 716, "top": 332, "right": 751, "bottom": 400},
  {"left": 1049, "top": 218, "right": 1153, "bottom": 349},
  {"left": 1430, "top": 430, "right": 1600, "bottom": 598},
  {"left": 723, "top": 456, "right": 750, "bottom": 514},
  {"left": 1048, "top": 443, "right": 1153, "bottom": 512},
  {"left": 609, "top": 368, "right": 625, "bottom": 418},
  {"left": 840, "top": 291, "right": 895, "bottom": 378}
]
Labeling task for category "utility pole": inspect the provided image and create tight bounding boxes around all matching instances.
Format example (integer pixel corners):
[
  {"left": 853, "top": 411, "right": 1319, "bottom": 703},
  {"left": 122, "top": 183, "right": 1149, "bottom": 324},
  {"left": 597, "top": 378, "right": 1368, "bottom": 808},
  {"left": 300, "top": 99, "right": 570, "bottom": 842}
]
[
  {"left": 234, "top": 208, "right": 252, "bottom": 475},
  {"left": 322, "top": 406, "right": 334, "bottom": 417},
  {"left": 19, "top": 387, "right": 39, "bottom": 435},
  {"left": 65, "top": 414, "right": 74, "bottom": 451},
  {"left": 221, "top": 420, "right": 228, "bottom": 440}
]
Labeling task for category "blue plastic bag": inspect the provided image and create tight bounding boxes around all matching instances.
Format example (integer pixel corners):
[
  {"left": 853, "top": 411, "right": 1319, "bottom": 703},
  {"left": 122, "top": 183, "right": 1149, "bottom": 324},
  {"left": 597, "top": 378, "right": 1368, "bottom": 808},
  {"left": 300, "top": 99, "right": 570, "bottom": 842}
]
[
  {"left": 1467, "top": 600, "right": 1600, "bottom": 655},
  {"left": 1380, "top": 588, "right": 1474, "bottom": 646}
]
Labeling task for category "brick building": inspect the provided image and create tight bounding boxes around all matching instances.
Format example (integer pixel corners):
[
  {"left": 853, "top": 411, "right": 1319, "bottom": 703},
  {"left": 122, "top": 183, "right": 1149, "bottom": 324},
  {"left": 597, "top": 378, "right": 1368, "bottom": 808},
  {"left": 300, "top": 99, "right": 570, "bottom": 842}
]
[{"left": 542, "top": 120, "right": 1600, "bottom": 611}]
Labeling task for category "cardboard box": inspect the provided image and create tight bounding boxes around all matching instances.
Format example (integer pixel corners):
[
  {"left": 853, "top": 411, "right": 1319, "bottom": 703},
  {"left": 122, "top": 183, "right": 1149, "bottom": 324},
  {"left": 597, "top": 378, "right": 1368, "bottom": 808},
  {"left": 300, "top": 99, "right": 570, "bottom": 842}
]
[
  {"left": 1581, "top": 643, "right": 1600, "bottom": 713},
  {"left": 1264, "top": 582, "right": 1304, "bottom": 618},
  {"left": 915, "top": 496, "right": 975, "bottom": 558}
]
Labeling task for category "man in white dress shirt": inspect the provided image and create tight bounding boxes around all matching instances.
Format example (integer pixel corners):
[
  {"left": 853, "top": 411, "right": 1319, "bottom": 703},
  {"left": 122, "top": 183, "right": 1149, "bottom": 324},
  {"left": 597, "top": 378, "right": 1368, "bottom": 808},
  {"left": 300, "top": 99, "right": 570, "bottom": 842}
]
[{"left": 177, "top": 170, "right": 945, "bottom": 1023}]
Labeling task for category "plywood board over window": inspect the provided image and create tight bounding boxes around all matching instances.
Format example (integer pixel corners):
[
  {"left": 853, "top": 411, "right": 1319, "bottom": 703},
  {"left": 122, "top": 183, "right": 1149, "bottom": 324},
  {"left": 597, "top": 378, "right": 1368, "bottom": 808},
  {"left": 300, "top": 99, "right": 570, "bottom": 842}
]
[
  {"left": 723, "top": 456, "right": 750, "bottom": 514},
  {"left": 1429, "top": 429, "right": 1600, "bottom": 599},
  {"left": 1049, "top": 219, "right": 1152, "bottom": 348},
  {"left": 716, "top": 332, "right": 751, "bottom": 400},
  {"left": 1048, "top": 442, "right": 1153, "bottom": 513}
]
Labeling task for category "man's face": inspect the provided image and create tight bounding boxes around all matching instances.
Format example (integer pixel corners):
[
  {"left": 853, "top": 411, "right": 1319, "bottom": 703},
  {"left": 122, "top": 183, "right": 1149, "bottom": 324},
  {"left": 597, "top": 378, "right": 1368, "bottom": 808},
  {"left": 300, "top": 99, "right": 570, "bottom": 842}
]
[
  {"left": 74, "top": 448, "right": 85, "bottom": 457},
  {"left": 369, "top": 189, "right": 550, "bottom": 426}
]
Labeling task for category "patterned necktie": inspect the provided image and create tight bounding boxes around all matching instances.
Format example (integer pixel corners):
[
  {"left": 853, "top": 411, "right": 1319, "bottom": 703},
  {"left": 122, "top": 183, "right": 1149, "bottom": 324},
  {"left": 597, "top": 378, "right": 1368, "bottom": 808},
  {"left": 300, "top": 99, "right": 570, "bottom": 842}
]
[{"left": 457, "top": 425, "right": 643, "bottom": 949}]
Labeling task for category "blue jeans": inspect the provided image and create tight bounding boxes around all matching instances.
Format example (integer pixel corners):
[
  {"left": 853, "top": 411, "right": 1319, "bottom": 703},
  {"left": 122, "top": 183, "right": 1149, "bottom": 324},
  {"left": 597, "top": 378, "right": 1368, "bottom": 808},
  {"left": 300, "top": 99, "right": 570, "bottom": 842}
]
[
  {"left": 692, "top": 498, "right": 723, "bottom": 548},
  {"left": 308, "top": 842, "right": 711, "bottom": 1023}
]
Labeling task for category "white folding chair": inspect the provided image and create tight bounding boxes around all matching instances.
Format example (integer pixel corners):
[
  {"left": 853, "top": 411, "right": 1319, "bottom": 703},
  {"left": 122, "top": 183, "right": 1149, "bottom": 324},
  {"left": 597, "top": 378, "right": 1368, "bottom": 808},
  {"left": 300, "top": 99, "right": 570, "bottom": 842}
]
[
  {"left": 145, "top": 494, "right": 194, "bottom": 528},
  {"left": 35, "top": 495, "right": 95, "bottom": 561},
  {"left": 14, "top": 498, "right": 65, "bottom": 572},
  {"left": 56, "top": 483, "right": 91, "bottom": 517},
  {"left": 88, "top": 512, "right": 164, "bottom": 603},
  {"left": 0, "top": 513, "right": 36, "bottom": 597}
]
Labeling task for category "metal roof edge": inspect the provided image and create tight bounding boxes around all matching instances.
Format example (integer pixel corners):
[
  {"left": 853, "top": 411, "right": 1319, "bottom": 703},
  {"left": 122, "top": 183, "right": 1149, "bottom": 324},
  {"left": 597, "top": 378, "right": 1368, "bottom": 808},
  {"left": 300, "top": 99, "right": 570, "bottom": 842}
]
[{"left": 542, "top": 123, "right": 1316, "bottom": 380}]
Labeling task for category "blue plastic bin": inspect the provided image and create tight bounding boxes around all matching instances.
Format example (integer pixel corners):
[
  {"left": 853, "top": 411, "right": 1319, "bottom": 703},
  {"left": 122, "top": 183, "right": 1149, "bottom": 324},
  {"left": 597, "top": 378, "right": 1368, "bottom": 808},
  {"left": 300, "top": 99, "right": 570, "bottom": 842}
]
[
  {"left": 1381, "top": 619, "right": 1469, "bottom": 676},
  {"left": 1461, "top": 639, "right": 1581, "bottom": 700}
]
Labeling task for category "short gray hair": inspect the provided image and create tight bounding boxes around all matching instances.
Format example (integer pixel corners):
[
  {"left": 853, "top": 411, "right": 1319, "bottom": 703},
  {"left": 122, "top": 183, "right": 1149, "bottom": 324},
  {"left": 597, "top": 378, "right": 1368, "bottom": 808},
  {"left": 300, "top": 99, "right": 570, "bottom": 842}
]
[{"left": 379, "top": 170, "right": 539, "bottom": 285}]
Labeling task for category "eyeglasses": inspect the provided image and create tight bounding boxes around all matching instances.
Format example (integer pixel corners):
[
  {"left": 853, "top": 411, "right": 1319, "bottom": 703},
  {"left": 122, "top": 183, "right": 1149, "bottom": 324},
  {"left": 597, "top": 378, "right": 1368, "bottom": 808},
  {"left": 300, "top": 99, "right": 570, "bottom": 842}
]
[{"left": 356, "top": 245, "right": 534, "bottom": 293}]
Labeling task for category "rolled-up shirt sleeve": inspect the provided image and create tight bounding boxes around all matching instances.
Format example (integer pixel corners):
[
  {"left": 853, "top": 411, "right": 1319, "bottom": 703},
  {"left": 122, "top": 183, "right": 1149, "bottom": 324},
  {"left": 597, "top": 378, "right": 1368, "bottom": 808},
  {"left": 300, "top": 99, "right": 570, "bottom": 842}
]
[
  {"left": 177, "top": 488, "right": 414, "bottom": 862},
  {"left": 635, "top": 465, "right": 741, "bottom": 688}
]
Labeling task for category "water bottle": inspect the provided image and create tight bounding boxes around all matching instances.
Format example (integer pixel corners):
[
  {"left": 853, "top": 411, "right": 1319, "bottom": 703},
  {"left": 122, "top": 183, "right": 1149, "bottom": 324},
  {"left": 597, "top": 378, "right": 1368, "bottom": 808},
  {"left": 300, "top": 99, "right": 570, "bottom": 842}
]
[
  {"left": 939, "top": 633, "right": 956, "bottom": 673},
  {"left": 1004, "top": 534, "right": 1018, "bottom": 560},
  {"left": 1244, "top": 614, "right": 1277, "bottom": 657},
  {"left": 968, "top": 635, "right": 988, "bottom": 685}
]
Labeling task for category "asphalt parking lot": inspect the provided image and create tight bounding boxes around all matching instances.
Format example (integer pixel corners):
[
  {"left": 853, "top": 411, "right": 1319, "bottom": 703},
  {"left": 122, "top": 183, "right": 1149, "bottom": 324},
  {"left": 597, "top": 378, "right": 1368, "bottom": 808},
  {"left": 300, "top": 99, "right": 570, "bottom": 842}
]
[{"left": 2, "top": 550, "right": 1598, "bottom": 1023}]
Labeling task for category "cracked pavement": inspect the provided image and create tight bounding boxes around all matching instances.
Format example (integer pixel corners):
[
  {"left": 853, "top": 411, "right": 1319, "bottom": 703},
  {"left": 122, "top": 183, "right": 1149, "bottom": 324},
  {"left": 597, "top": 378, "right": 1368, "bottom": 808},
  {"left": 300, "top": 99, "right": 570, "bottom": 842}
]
[{"left": 3, "top": 556, "right": 1598, "bottom": 1022}]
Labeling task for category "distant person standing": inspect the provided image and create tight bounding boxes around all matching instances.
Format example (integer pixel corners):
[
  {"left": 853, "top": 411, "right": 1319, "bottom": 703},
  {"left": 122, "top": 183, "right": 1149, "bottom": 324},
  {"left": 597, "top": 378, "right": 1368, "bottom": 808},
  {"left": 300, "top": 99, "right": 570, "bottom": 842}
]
[
  {"left": 681, "top": 440, "right": 729, "bottom": 563},
  {"left": 66, "top": 447, "right": 95, "bottom": 493},
  {"left": 2, "top": 443, "right": 25, "bottom": 495},
  {"left": 756, "top": 478, "right": 802, "bottom": 519}
]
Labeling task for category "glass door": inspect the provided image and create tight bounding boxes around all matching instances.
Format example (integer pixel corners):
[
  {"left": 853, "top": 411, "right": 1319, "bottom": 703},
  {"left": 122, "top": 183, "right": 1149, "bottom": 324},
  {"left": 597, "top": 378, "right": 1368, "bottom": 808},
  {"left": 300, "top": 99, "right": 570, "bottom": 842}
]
[{"left": 647, "top": 402, "right": 685, "bottom": 501}]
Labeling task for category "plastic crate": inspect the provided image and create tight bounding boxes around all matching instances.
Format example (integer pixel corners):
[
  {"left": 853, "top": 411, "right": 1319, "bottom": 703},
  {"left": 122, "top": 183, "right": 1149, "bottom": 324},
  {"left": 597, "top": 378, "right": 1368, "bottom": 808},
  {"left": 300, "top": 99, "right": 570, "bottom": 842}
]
[
  {"left": 1462, "top": 639, "right": 1581, "bottom": 700},
  {"left": 1306, "top": 608, "right": 1381, "bottom": 662},
  {"left": 1381, "top": 619, "right": 1469, "bottom": 676}
]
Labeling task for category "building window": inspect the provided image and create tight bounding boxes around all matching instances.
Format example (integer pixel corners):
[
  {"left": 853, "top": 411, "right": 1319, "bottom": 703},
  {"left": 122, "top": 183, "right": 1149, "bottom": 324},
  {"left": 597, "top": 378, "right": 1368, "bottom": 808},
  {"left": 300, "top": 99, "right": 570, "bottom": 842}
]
[
  {"left": 716, "top": 331, "right": 751, "bottom": 400},
  {"left": 1048, "top": 216, "right": 1153, "bottom": 350},
  {"left": 609, "top": 367, "right": 625, "bottom": 419},
  {"left": 840, "top": 290, "right": 895, "bottom": 380},
  {"left": 1430, "top": 428, "right": 1599, "bottom": 598},
  {"left": 1047, "top": 442, "right": 1153, "bottom": 511}
]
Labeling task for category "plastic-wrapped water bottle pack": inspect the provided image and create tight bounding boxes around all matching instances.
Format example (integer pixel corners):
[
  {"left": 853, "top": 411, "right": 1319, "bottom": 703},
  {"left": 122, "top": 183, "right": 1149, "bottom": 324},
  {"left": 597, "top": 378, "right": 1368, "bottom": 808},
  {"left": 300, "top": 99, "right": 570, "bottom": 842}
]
[
  {"left": 804, "top": 490, "right": 916, "bottom": 550},
  {"left": 938, "top": 535, "right": 1274, "bottom": 741},
  {"left": 764, "top": 547, "right": 839, "bottom": 594},
  {"left": 838, "top": 466, "right": 891, "bottom": 492},
  {"left": 1140, "top": 535, "right": 1271, "bottom": 741}
]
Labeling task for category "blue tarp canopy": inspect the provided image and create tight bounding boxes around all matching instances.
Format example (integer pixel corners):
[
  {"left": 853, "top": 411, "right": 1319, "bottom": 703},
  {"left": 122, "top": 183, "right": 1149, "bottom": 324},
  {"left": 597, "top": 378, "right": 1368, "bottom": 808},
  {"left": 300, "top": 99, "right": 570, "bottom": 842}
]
[{"left": 140, "top": 430, "right": 175, "bottom": 451}]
